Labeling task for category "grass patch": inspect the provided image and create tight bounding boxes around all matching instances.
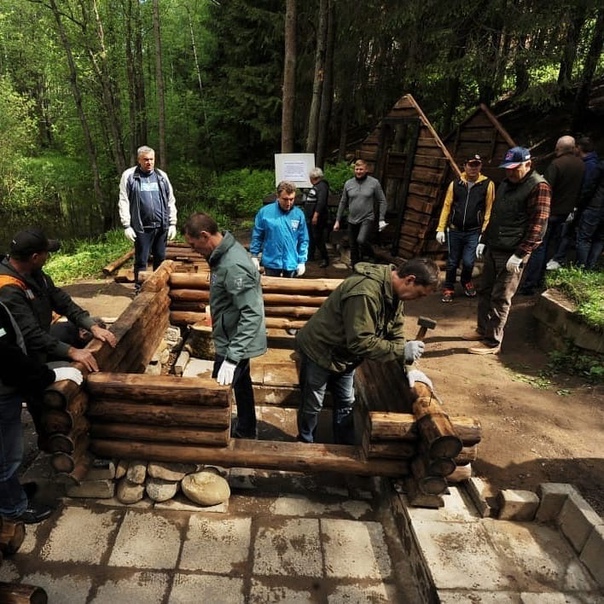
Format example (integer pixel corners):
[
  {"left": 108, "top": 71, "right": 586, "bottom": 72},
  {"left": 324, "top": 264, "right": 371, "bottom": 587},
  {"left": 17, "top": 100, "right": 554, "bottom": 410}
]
[{"left": 545, "top": 266, "right": 604, "bottom": 331}]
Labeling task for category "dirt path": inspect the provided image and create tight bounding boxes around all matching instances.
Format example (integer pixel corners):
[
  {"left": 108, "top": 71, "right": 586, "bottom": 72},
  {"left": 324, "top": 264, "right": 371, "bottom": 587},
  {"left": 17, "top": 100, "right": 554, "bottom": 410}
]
[{"left": 63, "top": 263, "right": 604, "bottom": 517}]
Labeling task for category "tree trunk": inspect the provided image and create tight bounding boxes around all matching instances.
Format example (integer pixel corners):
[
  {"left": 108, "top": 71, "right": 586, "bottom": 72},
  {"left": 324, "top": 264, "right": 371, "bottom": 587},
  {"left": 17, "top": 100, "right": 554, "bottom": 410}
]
[
  {"left": 152, "top": 0, "right": 167, "bottom": 167},
  {"left": 557, "top": 9, "right": 587, "bottom": 92},
  {"left": 305, "top": 0, "right": 328, "bottom": 154},
  {"left": 316, "top": 0, "right": 335, "bottom": 167},
  {"left": 281, "top": 0, "right": 297, "bottom": 153}
]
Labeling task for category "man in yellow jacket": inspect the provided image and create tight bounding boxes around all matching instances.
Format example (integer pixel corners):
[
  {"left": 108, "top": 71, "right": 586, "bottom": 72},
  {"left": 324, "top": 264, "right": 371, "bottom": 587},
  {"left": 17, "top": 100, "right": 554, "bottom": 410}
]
[{"left": 436, "top": 155, "right": 495, "bottom": 302}]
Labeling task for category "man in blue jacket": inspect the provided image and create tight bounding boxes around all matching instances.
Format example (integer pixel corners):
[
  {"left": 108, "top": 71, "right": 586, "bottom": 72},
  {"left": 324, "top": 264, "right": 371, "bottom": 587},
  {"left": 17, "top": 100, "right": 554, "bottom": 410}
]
[
  {"left": 250, "top": 181, "right": 309, "bottom": 277},
  {"left": 183, "top": 212, "right": 267, "bottom": 439}
]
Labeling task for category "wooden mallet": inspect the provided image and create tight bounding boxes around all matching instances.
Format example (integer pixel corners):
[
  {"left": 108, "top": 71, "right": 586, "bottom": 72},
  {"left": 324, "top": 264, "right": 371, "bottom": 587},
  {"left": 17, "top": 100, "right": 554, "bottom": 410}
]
[{"left": 415, "top": 316, "right": 437, "bottom": 340}]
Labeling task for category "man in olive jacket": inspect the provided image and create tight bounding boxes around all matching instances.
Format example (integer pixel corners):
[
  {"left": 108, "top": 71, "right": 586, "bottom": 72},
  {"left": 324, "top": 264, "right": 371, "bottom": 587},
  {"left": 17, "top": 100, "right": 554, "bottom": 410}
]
[
  {"left": 183, "top": 212, "right": 267, "bottom": 438},
  {"left": 295, "top": 258, "right": 439, "bottom": 444}
]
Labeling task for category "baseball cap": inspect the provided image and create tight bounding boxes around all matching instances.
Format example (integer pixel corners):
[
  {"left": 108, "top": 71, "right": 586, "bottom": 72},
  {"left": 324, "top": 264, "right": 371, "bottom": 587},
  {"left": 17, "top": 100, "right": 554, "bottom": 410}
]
[
  {"left": 466, "top": 154, "right": 482, "bottom": 165},
  {"left": 499, "top": 147, "right": 531, "bottom": 168},
  {"left": 10, "top": 228, "right": 61, "bottom": 257}
]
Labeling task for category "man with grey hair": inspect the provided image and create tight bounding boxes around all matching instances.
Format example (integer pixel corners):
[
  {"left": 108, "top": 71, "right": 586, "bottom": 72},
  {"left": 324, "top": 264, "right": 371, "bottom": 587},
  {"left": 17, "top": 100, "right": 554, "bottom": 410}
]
[
  {"left": 519, "top": 135, "right": 584, "bottom": 294},
  {"left": 304, "top": 167, "right": 330, "bottom": 268},
  {"left": 119, "top": 145, "right": 178, "bottom": 293}
]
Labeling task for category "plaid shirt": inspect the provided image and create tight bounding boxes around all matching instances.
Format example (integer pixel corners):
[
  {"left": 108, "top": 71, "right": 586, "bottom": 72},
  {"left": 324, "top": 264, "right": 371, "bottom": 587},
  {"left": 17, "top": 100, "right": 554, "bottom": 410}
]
[{"left": 517, "top": 180, "right": 551, "bottom": 257}]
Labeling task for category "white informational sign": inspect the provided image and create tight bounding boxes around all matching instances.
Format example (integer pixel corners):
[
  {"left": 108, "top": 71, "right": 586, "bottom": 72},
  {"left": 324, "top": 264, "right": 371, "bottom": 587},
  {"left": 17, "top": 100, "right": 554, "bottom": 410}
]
[{"left": 274, "top": 153, "right": 315, "bottom": 189}]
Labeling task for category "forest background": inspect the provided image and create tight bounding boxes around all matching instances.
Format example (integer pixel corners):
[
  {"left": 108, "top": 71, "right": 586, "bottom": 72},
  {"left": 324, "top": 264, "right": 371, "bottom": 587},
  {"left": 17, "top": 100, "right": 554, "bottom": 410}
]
[{"left": 0, "top": 0, "right": 603, "bottom": 247}]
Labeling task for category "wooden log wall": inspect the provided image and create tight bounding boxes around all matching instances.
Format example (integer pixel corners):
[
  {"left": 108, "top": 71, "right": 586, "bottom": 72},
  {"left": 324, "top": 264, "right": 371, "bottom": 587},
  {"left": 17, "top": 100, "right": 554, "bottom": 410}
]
[{"left": 38, "top": 261, "right": 176, "bottom": 482}]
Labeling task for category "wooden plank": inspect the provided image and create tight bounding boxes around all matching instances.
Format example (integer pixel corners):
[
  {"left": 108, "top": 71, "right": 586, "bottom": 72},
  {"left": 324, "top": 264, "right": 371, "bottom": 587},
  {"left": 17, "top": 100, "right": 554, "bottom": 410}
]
[{"left": 90, "top": 423, "right": 230, "bottom": 447}]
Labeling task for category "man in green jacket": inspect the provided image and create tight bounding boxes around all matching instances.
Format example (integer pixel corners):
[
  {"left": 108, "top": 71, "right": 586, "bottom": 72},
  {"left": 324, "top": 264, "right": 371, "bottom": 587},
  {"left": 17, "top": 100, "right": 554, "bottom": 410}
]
[
  {"left": 295, "top": 257, "right": 439, "bottom": 444},
  {"left": 183, "top": 212, "right": 267, "bottom": 439}
]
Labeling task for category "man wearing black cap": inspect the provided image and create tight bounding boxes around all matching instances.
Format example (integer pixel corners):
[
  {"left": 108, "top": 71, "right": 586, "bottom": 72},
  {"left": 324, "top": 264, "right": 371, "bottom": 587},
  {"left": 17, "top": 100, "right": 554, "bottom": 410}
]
[
  {"left": 0, "top": 228, "right": 117, "bottom": 371},
  {"left": 436, "top": 154, "right": 495, "bottom": 302},
  {"left": 463, "top": 147, "right": 551, "bottom": 354}
]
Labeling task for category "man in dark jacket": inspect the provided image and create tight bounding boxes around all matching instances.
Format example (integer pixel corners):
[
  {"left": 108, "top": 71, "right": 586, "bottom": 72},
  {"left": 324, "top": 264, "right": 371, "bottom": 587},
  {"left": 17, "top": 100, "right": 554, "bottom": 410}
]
[
  {"left": 575, "top": 158, "right": 604, "bottom": 269},
  {"left": 295, "top": 257, "right": 439, "bottom": 444},
  {"left": 519, "top": 136, "right": 583, "bottom": 293},
  {"left": 436, "top": 154, "right": 495, "bottom": 302},
  {"left": 119, "top": 146, "right": 178, "bottom": 292},
  {"left": 0, "top": 302, "right": 82, "bottom": 523},
  {"left": 464, "top": 147, "right": 551, "bottom": 354},
  {"left": 304, "top": 167, "right": 331, "bottom": 268},
  {"left": 183, "top": 212, "right": 267, "bottom": 439}
]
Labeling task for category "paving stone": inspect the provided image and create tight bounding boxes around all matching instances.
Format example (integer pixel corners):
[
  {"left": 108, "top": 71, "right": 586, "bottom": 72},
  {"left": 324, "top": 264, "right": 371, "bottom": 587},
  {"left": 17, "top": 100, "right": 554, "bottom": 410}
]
[
  {"left": 558, "top": 491, "right": 603, "bottom": 552},
  {"left": 465, "top": 476, "right": 493, "bottom": 518},
  {"left": 579, "top": 523, "right": 604, "bottom": 586},
  {"left": 65, "top": 478, "right": 116, "bottom": 499},
  {"left": 40, "top": 507, "right": 118, "bottom": 564},
  {"left": 250, "top": 578, "right": 317, "bottom": 602},
  {"left": 182, "top": 357, "right": 214, "bottom": 378},
  {"left": 328, "top": 582, "right": 399, "bottom": 603},
  {"left": 0, "top": 560, "right": 19, "bottom": 582},
  {"left": 535, "top": 483, "right": 577, "bottom": 523},
  {"left": 21, "top": 571, "right": 92, "bottom": 604},
  {"left": 438, "top": 591, "right": 523, "bottom": 602},
  {"left": 253, "top": 517, "right": 322, "bottom": 577},
  {"left": 270, "top": 494, "right": 371, "bottom": 519},
  {"left": 497, "top": 489, "right": 539, "bottom": 521},
  {"left": 108, "top": 511, "right": 182, "bottom": 569},
  {"left": 171, "top": 573, "right": 244, "bottom": 603},
  {"left": 91, "top": 571, "right": 170, "bottom": 603},
  {"left": 87, "top": 458, "right": 116, "bottom": 480},
  {"left": 180, "top": 516, "right": 251, "bottom": 573},
  {"left": 154, "top": 495, "right": 228, "bottom": 513},
  {"left": 483, "top": 519, "right": 597, "bottom": 592},
  {"left": 322, "top": 519, "right": 391, "bottom": 580}
]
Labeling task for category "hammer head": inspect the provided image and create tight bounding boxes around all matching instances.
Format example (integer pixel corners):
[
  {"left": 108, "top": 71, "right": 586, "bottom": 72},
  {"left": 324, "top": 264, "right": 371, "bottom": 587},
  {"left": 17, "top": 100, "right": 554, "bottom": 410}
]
[{"left": 417, "top": 316, "right": 437, "bottom": 330}]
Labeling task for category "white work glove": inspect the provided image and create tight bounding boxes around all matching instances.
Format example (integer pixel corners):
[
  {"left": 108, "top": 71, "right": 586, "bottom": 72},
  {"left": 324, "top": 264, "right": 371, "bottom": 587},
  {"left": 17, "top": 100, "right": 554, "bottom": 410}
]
[
  {"left": 476, "top": 243, "right": 485, "bottom": 259},
  {"left": 407, "top": 369, "right": 433, "bottom": 390},
  {"left": 251, "top": 256, "right": 260, "bottom": 271},
  {"left": 217, "top": 360, "right": 237, "bottom": 386},
  {"left": 404, "top": 340, "right": 425, "bottom": 364},
  {"left": 296, "top": 263, "right": 306, "bottom": 277},
  {"left": 378, "top": 220, "right": 388, "bottom": 232},
  {"left": 506, "top": 254, "right": 523, "bottom": 273},
  {"left": 53, "top": 366, "right": 84, "bottom": 386},
  {"left": 436, "top": 231, "right": 446, "bottom": 245},
  {"left": 168, "top": 225, "right": 177, "bottom": 240},
  {"left": 124, "top": 227, "right": 137, "bottom": 242},
  {"left": 565, "top": 211, "right": 575, "bottom": 224}
]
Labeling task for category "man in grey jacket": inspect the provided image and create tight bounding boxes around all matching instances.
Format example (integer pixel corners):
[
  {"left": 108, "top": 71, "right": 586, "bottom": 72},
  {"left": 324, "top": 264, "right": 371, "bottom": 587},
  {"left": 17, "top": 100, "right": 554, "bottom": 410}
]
[
  {"left": 183, "top": 213, "right": 267, "bottom": 439},
  {"left": 334, "top": 159, "right": 387, "bottom": 268}
]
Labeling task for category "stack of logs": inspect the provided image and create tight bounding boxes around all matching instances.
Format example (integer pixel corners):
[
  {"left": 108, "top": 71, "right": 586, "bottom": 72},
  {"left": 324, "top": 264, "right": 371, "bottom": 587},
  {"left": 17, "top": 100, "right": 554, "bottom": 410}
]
[{"left": 356, "top": 359, "right": 482, "bottom": 508}]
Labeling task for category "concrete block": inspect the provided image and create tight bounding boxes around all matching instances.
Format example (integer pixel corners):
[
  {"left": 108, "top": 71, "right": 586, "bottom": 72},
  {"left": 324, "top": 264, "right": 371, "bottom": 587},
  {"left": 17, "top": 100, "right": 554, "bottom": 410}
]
[
  {"left": 497, "top": 489, "right": 539, "bottom": 521},
  {"left": 579, "top": 523, "right": 604, "bottom": 586},
  {"left": 559, "top": 491, "right": 603, "bottom": 553},
  {"left": 65, "top": 479, "right": 115, "bottom": 499},
  {"left": 86, "top": 458, "right": 116, "bottom": 480},
  {"left": 464, "top": 476, "right": 492, "bottom": 518},
  {"left": 535, "top": 483, "right": 576, "bottom": 523}
]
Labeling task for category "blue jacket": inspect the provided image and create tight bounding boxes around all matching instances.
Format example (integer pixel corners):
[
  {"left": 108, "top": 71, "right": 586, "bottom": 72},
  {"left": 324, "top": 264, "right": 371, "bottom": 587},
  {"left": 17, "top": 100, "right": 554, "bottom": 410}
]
[{"left": 250, "top": 202, "right": 309, "bottom": 271}]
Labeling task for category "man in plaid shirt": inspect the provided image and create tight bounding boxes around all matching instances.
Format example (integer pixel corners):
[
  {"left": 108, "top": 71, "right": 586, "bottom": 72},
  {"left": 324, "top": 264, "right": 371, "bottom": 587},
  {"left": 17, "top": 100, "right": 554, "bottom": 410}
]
[{"left": 463, "top": 147, "right": 551, "bottom": 354}]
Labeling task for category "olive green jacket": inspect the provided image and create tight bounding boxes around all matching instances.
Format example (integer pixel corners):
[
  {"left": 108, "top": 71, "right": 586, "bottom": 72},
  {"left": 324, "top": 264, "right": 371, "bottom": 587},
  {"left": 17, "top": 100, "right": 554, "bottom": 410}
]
[
  {"left": 208, "top": 231, "right": 267, "bottom": 362},
  {"left": 295, "top": 263, "right": 406, "bottom": 372}
]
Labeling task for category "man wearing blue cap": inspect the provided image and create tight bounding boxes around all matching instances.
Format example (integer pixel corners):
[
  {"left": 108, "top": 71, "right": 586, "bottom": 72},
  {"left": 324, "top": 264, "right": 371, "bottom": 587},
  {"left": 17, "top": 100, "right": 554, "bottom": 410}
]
[{"left": 463, "top": 147, "right": 551, "bottom": 354}]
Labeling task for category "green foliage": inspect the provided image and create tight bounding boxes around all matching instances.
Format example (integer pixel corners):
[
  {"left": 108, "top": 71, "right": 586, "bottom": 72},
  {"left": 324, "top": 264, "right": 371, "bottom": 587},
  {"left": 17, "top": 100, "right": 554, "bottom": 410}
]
[
  {"left": 545, "top": 266, "right": 604, "bottom": 331},
  {"left": 44, "top": 230, "right": 131, "bottom": 286},
  {"left": 324, "top": 162, "right": 354, "bottom": 193},
  {"left": 547, "top": 346, "right": 604, "bottom": 384}
]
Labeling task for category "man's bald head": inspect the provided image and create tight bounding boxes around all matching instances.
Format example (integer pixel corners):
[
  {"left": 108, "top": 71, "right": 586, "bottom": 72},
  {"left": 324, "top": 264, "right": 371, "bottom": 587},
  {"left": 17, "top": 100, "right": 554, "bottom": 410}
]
[{"left": 555, "top": 135, "right": 576, "bottom": 156}]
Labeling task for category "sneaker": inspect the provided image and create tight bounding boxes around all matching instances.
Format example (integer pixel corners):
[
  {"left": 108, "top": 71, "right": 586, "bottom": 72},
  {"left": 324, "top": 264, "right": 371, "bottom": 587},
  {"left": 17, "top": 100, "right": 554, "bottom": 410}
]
[
  {"left": 468, "top": 342, "right": 501, "bottom": 355},
  {"left": 546, "top": 259, "right": 561, "bottom": 270},
  {"left": 463, "top": 282, "right": 477, "bottom": 297},
  {"left": 441, "top": 289, "right": 454, "bottom": 303}
]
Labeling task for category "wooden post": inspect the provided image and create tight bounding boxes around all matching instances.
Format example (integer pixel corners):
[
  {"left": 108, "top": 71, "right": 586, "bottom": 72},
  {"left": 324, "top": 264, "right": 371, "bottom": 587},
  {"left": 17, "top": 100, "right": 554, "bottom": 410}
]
[
  {"left": 0, "top": 518, "right": 25, "bottom": 555},
  {"left": 0, "top": 583, "right": 48, "bottom": 604}
]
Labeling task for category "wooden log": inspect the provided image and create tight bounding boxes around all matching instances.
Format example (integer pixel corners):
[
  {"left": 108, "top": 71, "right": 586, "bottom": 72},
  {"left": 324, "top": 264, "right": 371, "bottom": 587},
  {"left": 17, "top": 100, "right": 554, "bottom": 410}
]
[
  {"left": 454, "top": 445, "right": 478, "bottom": 466},
  {"left": 90, "top": 438, "right": 410, "bottom": 477},
  {"left": 87, "top": 400, "right": 230, "bottom": 429},
  {"left": 0, "top": 582, "right": 48, "bottom": 604},
  {"left": 50, "top": 435, "right": 90, "bottom": 474},
  {"left": 103, "top": 249, "right": 134, "bottom": 276},
  {"left": 123, "top": 309, "right": 171, "bottom": 373},
  {"left": 447, "top": 464, "right": 472, "bottom": 483},
  {"left": 169, "top": 288, "right": 210, "bottom": 303},
  {"left": 139, "top": 260, "right": 175, "bottom": 293},
  {"left": 403, "top": 477, "right": 445, "bottom": 509},
  {"left": 169, "top": 289, "right": 328, "bottom": 308},
  {"left": 57, "top": 452, "right": 94, "bottom": 486},
  {"left": 362, "top": 438, "right": 417, "bottom": 460},
  {"left": 43, "top": 376, "right": 81, "bottom": 410},
  {"left": 90, "top": 423, "right": 230, "bottom": 447},
  {"left": 47, "top": 418, "right": 90, "bottom": 454},
  {"left": 86, "top": 374, "right": 230, "bottom": 407},
  {"left": 40, "top": 390, "right": 89, "bottom": 435},
  {"left": 170, "top": 311, "right": 307, "bottom": 330},
  {"left": 411, "top": 456, "right": 449, "bottom": 495},
  {"left": 0, "top": 518, "right": 25, "bottom": 555}
]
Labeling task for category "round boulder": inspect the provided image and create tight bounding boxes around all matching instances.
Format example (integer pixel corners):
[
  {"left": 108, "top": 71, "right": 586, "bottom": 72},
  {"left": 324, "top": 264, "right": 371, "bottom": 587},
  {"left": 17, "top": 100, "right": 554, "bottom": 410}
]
[{"left": 181, "top": 470, "right": 231, "bottom": 506}]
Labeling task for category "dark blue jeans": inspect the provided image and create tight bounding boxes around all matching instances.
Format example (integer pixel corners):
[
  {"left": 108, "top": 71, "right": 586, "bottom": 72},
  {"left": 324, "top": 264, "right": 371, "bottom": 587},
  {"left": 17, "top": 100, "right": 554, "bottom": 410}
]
[
  {"left": 576, "top": 207, "right": 604, "bottom": 269},
  {"left": 444, "top": 229, "right": 480, "bottom": 290},
  {"left": 0, "top": 394, "right": 27, "bottom": 518},
  {"left": 134, "top": 227, "right": 168, "bottom": 285},
  {"left": 297, "top": 352, "right": 356, "bottom": 444},
  {"left": 213, "top": 355, "right": 256, "bottom": 437}
]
